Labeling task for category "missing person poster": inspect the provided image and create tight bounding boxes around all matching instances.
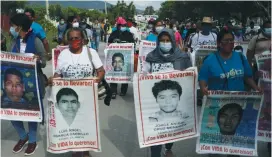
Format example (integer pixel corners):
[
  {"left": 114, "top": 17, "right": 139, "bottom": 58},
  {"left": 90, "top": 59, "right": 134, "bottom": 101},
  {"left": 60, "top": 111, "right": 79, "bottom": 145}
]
[
  {"left": 192, "top": 46, "right": 217, "bottom": 71},
  {"left": 52, "top": 45, "right": 69, "bottom": 74},
  {"left": 137, "top": 40, "right": 156, "bottom": 72},
  {"left": 257, "top": 71, "right": 271, "bottom": 142},
  {"left": 255, "top": 52, "right": 271, "bottom": 72},
  {"left": 104, "top": 43, "right": 134, "bottom": 83},
  {"left": 196, "top": 91, "right": 262, "bottom": 156},
  {"left": 133, "top": 69, "right": 198, "bottom": 148},
  {"left": 0, "top": 52, "right": 42, "bottom": 122},
  {"left": 47, "top": 79, "right": 101, "bottom": 153}
]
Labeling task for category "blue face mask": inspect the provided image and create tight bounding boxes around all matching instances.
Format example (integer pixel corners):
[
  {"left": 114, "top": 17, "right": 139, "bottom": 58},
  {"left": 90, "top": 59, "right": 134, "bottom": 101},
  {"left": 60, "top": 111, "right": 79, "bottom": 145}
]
[
  {"left": 120, "top": 27, "right": 127, "bottom": 32},
  {"left": 159, "top": 42, "right": 172, "bottom": 52},
  {"left": 10, "top": 26, "right": 19, "bottom": 38}
]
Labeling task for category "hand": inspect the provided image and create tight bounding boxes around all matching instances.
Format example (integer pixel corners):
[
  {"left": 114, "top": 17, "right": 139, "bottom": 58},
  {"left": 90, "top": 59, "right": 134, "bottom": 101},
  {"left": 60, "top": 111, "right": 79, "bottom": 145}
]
[
  {"left": 48, "top": 76, "right": 54, "bottom": 86},
  {"left": 33, "top": 55, "right": 40, "bottom": 62},
  {"left": 201, "top": 87, "right": 209, "bottom": 95},
  {"left": 255, "top": 86, "right": 263, "bottom": 94},
  {"left": 94, "top": 78, "right": 101, "bottom": 84}
]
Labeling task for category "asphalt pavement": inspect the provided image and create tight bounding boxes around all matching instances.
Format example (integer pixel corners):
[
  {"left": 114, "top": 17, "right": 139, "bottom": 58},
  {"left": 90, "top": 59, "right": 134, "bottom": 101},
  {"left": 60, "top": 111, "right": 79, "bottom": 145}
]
[{"left": 1, "top": 42, "right": 269, "bottom": 157}]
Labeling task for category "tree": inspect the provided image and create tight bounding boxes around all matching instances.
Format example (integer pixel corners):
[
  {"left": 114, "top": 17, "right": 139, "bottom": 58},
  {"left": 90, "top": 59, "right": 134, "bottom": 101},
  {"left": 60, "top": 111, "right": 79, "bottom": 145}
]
[
  {"left": 1, "top": 1, "right": 27, "bottom": 15},
  {"left": 143, "top": 6, "right": 155, "bottom": 15}
]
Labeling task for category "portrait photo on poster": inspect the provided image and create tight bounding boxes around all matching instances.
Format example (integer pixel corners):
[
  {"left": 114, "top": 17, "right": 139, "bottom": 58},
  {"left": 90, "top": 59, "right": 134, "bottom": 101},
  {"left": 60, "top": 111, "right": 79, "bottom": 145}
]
[
  {"left": 1, "top": 63, "right": 39, "bottom": 111},
  {"left": 149, "top": 80, "right": 189, "bottom": 123},
  {"left": 199, "top": 97, "right": 260, "bottom": 149},
  {"left": 55, "top": 88, "right": 81, "bottom": 127},
  {"left": 112, "top": 52, "right": 125, "bottom": 72}
]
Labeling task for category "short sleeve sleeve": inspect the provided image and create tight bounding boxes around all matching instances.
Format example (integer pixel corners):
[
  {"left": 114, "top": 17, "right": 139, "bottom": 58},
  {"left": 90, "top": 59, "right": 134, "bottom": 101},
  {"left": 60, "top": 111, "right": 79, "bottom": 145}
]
[
  {"left": 198, "top": 58, "right": 210, "bottom": 82},
  {"left": 37, "top": 25, "right": 46, "bottom": 40},
  {"left": 247, "top": 36, "right": 257, "bottom": 51},
  {"left": 90, "top": 48, "right": 103, "bottom": 69}
]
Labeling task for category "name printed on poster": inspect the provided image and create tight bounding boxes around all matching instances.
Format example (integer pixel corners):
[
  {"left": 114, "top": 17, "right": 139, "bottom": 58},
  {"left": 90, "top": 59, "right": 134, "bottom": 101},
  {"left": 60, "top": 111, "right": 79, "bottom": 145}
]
[
  {"left": 139, "top": 72, "right": 194, "bottom": 81},
  {"left": 0, "top": 52, "right": 35, "bottom": 63}
]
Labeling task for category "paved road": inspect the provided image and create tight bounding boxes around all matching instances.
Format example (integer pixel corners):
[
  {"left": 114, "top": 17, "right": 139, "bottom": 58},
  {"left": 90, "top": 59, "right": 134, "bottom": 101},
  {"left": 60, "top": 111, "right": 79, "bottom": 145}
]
[{"left": 1, "top": 42, "right": 269, "bottom": 157}]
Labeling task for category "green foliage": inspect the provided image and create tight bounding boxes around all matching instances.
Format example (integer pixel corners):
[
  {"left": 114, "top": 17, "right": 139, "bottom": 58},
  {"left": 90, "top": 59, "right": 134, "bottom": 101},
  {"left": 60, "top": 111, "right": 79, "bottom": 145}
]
[
  {"left": 143, "top": 6, "right": 155, "bottom": 15},
  {"left": 107, "top": 0, "right": 136, "bottom": 21},
  {"left": 158, "top": 1, "right": 271, "bottom": 23}
]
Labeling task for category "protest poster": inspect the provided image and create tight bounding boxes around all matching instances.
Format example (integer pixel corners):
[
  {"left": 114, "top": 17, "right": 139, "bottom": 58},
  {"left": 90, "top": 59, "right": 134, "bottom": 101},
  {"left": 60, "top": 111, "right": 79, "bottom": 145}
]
[
  {"left": 104, "top": 43, "right": 134, "bottom": 83},
  {"left": 254, "top": 52, "right": 271, "bottom": 72},
  {"left": 47, "top": 79, "right": 101, "bottom": 153},
  {"left": 0, "top": 52, "right": 42, "bottom": 122},
  {"left": 196, "top": 91, "right": 262, "bottom": 156},
  {"left": 192, "top": 46, "right": 217, "bottom": 70},
  {"left": 133, "top": 68, "right": 198, "bottom": 148},
  {"left": 52, "top": 45, "right": 69, "bottom": 74},
  {"left": 137, "top": 40, "right": 156, "bottom": 72},
  {"left": 257, "top": 71, "right": 271, "bottom": 142}
]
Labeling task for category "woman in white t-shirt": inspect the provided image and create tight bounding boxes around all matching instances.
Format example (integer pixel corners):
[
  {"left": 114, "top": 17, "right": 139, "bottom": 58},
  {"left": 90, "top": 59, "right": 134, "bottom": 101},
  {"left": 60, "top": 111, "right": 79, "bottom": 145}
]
[{"left": 48, "top": 28, "right": 105, "bottom": 157}]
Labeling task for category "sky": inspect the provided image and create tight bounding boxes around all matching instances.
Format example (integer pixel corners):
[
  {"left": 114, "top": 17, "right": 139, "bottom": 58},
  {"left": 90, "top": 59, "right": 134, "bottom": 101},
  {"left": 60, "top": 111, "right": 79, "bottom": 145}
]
[{"left": 106, "top": 0, "right": 165, "bottom": 10}]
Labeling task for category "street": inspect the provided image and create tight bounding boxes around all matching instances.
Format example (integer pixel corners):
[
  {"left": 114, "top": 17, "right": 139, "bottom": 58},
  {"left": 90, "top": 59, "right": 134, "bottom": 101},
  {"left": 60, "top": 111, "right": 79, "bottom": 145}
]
[{"left": 1, "top": 42, "right": 269, "bottom": 157}]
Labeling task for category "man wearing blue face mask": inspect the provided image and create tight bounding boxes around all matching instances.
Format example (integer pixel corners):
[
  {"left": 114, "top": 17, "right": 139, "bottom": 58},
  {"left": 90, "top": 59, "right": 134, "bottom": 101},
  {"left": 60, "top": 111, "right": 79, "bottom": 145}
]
[
  {"left": 108, "top": 17, "right": 134, "bottom": 99},
  {"left": 233, "top": 25, "right": 244, "bottom": 43}
]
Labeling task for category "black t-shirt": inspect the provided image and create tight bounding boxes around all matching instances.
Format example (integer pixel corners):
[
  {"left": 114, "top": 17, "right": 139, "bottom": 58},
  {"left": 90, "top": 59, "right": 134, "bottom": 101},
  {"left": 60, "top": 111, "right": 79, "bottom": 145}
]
[{"left": 108, "top": 30, "right": 135, "bottom": 43}]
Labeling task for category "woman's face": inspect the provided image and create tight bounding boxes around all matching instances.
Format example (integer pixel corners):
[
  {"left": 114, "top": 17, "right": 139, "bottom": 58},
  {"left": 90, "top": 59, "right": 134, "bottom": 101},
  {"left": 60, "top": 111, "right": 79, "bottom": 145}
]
[
  {"left": 68, "top": 30, "right": 84, "bottom": 52},
  {"left": 159, "top": 34, "right": 171, "bottom": 43},
  {"left": 156, "top": 21, "right": 163, "bottom": 27},
  {"left": 219, "top": 33, "right": 234, "bottom": 53}
]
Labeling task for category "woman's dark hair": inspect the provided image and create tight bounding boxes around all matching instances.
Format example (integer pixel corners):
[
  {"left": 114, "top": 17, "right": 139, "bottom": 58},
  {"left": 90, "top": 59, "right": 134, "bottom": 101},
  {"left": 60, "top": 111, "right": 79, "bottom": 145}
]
[
  {"left": 66, "top": 27, "right": 86, "bottom": 42},
  {"left": 24, "top": 8, "right": 35, "bottom": 17},
  {"left": 217, "top": 27, "right": 234, "bottom": 43},
  {"left": 10, "top": 13, "right": 32, "bottom": 32},
  {"left": 66, "top": 16, "right": 77, "bottom": 29}
]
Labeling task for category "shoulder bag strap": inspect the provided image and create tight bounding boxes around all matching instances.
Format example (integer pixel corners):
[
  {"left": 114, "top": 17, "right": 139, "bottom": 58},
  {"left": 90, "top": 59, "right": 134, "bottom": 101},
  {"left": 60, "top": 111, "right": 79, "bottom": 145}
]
[{"left": 215, "top": 52, "right": 228, "bottom": 90}]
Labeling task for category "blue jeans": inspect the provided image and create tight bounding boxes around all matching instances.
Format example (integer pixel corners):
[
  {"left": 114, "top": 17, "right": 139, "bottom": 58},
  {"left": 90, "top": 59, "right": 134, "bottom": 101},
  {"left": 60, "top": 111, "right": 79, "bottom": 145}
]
[
  {"left": 95, "top": 36, "right": 100, "bottom": 50},
  {"left": 11, "top": 121, "right": 38, "bottom": 143}
]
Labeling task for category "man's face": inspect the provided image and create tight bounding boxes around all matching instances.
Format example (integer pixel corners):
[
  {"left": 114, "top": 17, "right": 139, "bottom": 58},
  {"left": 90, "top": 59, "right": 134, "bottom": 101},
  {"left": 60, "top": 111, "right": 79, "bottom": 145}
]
[
  {"left": 113, "top": 56, "right": 124, "bottom": 71},
  {"left": 57, "top": 95, "right": 80, "bottom": 119},
  {"left": 25, "top": 12, "right": 34, "bottom": 21},
  {"left": 4, "top": 74, "right": 24, "bottom": 102},
  {"left": 157, "top": 89, "right": 180, "bottom": 113},
  {"left": 219, "top": 108, "right": 241, "bottom": 135}
]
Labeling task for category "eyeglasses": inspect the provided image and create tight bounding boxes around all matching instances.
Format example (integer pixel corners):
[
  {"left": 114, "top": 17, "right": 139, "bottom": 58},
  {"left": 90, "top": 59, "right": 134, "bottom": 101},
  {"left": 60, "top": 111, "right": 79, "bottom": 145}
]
[
  {"left": 221, "top": 39, "right": 234, "bottom": 44},
  {"left": 68, "top": 37, "right": 82, "bottom": 41}
]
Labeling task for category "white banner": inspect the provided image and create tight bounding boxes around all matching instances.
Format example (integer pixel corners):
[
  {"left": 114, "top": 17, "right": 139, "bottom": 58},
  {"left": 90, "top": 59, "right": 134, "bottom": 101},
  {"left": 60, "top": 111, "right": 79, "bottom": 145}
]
[
  {"left": 104, "top": 43, "right": 134, "bottom": 83},
  {"left": 134, "top": 68, "right": 198, "bottom": 148},
  {"left": 0, "top": 52, "right": 42, "bottom": 122},
  {"left": 196, "top": 91, "right": 262, "bottom": 156},
  {"left": 137, "top": 40, "right": 156, "bottom": 72},
  {"left": 254, "top": 53, "right": 271, "bottom": 72},
  {"left": 47, "top": 79, "right": 101, "bottom": 153}
]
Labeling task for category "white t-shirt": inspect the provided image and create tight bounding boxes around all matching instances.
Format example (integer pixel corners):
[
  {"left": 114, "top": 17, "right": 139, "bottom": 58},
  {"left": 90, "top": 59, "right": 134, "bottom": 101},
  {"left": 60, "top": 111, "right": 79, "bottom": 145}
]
[
  {"left": 191, "top": 32, "right": 217, "bottom": 48},
  {"left": 55, "top": 46, "right": 103, "bottom": 79},
  {"left": 129, "top": 26, "right": 139, "bottom": 40}
]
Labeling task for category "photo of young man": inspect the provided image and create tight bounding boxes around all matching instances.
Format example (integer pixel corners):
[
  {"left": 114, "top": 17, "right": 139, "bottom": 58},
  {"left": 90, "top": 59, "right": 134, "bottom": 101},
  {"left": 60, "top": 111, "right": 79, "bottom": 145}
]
[
  {"left": 112, "top": 52, "right": 124, "bottom": 72},
  {"left": 2, "top": 68, "right": 26, "bottom": 109},
  {"left": 217, "top": 103, "right": 244, "bottom": 135},
  {"left": 56, "top": 88, "right": 80, "bottom": 126},
  {"left": 149, "top": 80, "right": 189, "bottom": 122}
]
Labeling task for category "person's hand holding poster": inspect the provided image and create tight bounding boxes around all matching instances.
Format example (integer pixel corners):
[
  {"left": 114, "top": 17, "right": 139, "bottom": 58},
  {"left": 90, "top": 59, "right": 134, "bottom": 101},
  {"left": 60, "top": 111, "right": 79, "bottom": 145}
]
[
  {"left": 47, "top": 79, "right": 101, "bottom": 153},
  {"left": 196, "top": 91, "right": 262, "bottom": 156},
  {"left": 1, "top": 52, "right": 42, "bottom": 122},
  {"left": 104, "top": 43, "right": 134, "bottom": 83},
  {"left": 137, "top": 40, "right": 156, "bottom": 72},
  {"left": 133, "top": 68, "right": 198, "bottom": 148}
]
